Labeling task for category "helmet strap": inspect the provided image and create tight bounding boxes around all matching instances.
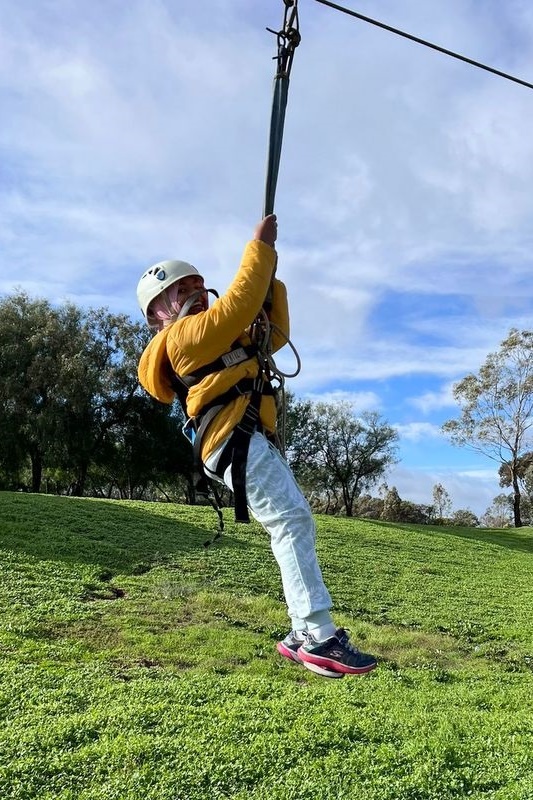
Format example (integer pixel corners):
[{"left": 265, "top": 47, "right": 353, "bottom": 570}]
[{"left": 177, "top": 288, "right": 218, "bottom": 319}]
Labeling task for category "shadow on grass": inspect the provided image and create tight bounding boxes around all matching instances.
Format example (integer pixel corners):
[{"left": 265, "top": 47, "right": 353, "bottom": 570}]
[
  {"left": 0, "top": 491, "right": 251, "bottom": 574},
  {"left": 367, "top": 518, "right": 533, "bottom": 554}
]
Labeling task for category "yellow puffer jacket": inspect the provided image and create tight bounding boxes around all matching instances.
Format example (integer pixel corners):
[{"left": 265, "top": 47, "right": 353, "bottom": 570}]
[{"left": 138, "top": 239, "right": 289, "bottom": 461}]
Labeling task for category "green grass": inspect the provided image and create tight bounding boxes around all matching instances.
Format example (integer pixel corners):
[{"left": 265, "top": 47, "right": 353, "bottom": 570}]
[{"left": 1, "top": 491, "right": 533, "bottom": 800}]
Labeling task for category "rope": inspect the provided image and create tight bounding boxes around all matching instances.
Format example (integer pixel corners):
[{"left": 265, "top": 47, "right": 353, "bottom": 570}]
[{"left": 249, "top": 309, "right": 302, "bottom": 456}]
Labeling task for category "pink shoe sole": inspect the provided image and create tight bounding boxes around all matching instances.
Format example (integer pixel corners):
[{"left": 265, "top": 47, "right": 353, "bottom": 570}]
[
  {"left": 298, "top": 650, "right": 377, "bottom": 676},
  {"left": 277, "top": 642, "right": 344, "bottom": 678},
  {"left": 276, "top": 641, "right": 303, "bottom": 663}
]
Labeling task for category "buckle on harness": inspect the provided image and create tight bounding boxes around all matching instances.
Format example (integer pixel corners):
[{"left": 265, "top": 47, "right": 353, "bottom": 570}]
[{"left": 221, "top": 347, "right": 249, "bottom": 368}]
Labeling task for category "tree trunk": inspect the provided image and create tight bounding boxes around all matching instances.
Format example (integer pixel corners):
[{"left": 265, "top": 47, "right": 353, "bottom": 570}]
[
  {"left": 30, "top": 449, "right": 42, "bottom": 493},
  {"left": 512, "top": 473, "right": 522, "bottom": 527},
  {"left": 71, "top": 463, "right": 88, "bottom": 496},
  {"left": 342, "top": 486, "right": 353, "bottom": 516}
]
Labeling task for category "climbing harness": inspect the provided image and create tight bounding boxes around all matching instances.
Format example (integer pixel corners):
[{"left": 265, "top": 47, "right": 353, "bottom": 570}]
[
  {"left": 172, "top": 312, "right": 300, "bottom": 523},
  {"left": 170, "top": 340, "right": 264, "bottom": 535},
  {"left": 171, "top": 337, "right": 275, "bottom": 542}
]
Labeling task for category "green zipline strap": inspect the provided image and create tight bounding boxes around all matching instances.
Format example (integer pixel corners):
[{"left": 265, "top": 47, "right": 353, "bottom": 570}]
[
  {"left": 263, "top": 75, "right": 290, "bottom": 217},
  {"left": 263, "top": 0, "right": 301, "bottom": 218}
]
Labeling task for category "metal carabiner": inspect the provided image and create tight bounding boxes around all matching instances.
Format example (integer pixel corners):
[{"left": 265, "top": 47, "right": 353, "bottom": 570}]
[{"left": 266, "top": 0, "right": 301, "bottom": 78}]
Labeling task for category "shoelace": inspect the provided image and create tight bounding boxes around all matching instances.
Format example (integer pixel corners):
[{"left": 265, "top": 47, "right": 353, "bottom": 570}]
[
  {"left": 291, "top": 631, "right": 305, "bottom": 644},
  {"left": 337, "top": 629, "right": 361, "bottom": 655}
]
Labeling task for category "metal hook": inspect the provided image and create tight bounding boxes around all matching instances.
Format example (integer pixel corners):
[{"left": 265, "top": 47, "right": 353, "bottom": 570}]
[{"left": 266, "top": 0, "right": 300, "bottom": 78}]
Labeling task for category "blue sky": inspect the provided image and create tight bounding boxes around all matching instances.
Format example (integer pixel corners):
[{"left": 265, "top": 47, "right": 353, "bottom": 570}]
[{"left": 2, "top": 0, "right": 533, "bottom": 516}]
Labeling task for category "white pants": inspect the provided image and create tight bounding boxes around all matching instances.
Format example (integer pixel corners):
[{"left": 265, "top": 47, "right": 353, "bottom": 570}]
[{"left": 204, "top": 431, "right": 332, "bottom": 624}]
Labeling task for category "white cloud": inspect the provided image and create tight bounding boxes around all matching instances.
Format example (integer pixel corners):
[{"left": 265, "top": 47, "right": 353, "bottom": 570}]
[
  {"left": 303, "top": 389, "right": 382, "bottom": 412},
  {"left": 394, "top": 422, "right": 444, "bottom": 442},
  {"left": 409, "top": 384, "right": 456, "bottom": 414}
]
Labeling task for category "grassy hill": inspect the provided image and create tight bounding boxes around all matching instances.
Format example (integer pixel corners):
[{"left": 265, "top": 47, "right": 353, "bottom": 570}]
[{"left": 1, "top": 491, "right": 532, "bottom": 800}]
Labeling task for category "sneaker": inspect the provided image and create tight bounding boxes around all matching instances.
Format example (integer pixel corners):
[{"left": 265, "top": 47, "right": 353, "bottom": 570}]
[
  {"left": 276, "top": 630, "right": 305, "bottom": 664},
  {"left": 297, "top": 628, "right": 377, "bottom": 676},
  {"left": 276, "top": 631, "right": 344, "bottom": 678}
]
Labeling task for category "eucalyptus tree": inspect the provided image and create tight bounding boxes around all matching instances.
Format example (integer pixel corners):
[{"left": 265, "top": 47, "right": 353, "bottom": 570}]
[
  {"left": 480, "top": 494, "right": 513, "bottom": 529},
  {"left": 442, "top": 329, "right": 533, "bottom": 527},
  {"left": 286, "top": 398, "right": 399, "bottom": 517},
  {"left": 381, "top": 486, "right": 402, "bottom": 522},
  {"left": 0, "top": 292, "right": 150, "bottom": 494},
  {"left": 60, "top": 308, "right": 150, "bottom": 495},
  {"left": 451, "top": 509, "right": 479, "bottom": 528},
  {"left": 498, "top": 452, "right": 533, "bottom": 526},
  {"left": 432, "top": 483, "right": 452, "bottom": 522},
  {"left": 0, "top": 293, "right": 88, "bottom": 491}
]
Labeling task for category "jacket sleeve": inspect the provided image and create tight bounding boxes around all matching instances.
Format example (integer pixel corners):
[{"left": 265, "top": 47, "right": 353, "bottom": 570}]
[
  {"left": 269, "top": 278, "right": 290, "bottom": 354},
  {"left": 137, "top": 328, "right": 175, "bottom": 404},
  {"left": 166, "top": 239, "right": 277, "bottom": 374}
]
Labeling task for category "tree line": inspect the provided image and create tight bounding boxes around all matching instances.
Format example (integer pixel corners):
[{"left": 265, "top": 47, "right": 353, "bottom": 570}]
[
  {"left": 0, "top": 293, "right": 193, "bottom": 501},
  {"left": 1, "top": 292, "right": 532, "bottom": 526}
]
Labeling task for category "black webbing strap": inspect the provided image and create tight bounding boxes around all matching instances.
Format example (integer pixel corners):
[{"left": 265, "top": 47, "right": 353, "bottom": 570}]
[
  {"left": 183, "top": 376, "right": 274, "bottom": 527},
  {"left": 176, "top": 343, "right": 259, "bottom": 389},
  {"left": 191, "top": 378, "right": 273, "bottom": 470},
  {"left": 213, "top": 378, "right": 264, "bottom": 523},
  {"left": 168, "top": 351, "right": 275, "bottom": 530}
]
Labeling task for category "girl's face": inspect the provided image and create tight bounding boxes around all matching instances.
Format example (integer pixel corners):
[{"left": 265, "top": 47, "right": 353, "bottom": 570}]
[{"left": 173, "top": 275, "right": 207, "bottom": 315}]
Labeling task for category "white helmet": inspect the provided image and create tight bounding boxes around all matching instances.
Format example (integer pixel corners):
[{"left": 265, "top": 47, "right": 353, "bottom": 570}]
[{"left": 136, "top": 260, "right": 202, "bottom": 319}]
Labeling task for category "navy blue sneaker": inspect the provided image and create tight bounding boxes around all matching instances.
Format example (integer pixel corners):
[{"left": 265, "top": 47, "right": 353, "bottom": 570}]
[
  {"left": 277, "top": 631, "right": 343, "bottom": 678},
  {"left": 298, "top": 628, "right": 377, "bottom": 676}
]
